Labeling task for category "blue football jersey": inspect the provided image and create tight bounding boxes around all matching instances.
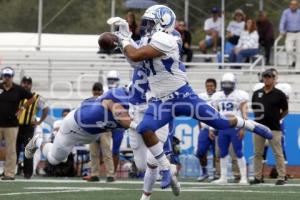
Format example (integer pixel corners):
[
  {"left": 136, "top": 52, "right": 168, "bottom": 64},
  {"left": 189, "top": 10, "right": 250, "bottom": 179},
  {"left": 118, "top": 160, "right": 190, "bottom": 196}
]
[
  {"left": 74, "top": 87, "right": 129, "bottom": 134},
  {"left": 129, "top": 67, "right": 149, "bottom": 105}
]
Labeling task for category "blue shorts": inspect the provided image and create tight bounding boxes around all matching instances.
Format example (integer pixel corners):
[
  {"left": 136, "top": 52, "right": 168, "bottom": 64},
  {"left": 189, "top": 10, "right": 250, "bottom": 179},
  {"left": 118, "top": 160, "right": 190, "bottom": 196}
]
[
  {"left": 196, "top": 128, "right": 215, "bottom": 157},
  {"left": 218, "top": 128, "right": 243, "bottom": 158},
  {"left": 136, "top": 84, "right": 232, "bottom": 134}
]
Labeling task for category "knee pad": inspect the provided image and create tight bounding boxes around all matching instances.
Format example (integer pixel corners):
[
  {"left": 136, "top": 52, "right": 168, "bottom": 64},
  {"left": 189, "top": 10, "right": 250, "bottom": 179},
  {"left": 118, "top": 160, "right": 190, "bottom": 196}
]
[{"left": 134, "top": 157, "right": 147, "bottom": 172}]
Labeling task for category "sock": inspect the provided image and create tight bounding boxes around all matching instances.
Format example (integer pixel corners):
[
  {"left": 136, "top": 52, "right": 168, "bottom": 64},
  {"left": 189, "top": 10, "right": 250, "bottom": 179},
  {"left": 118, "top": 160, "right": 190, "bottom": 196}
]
[
  {"left": 148, "top": 143, "right": 170, "bottom": 170},
  {"left": 143, "top": 166, "right": 158, "bottom": 194},
  {"left": 220, "top": 156, "right": 228, "bottom": 180},
  {"left": 237, "top": 157, "right": 247, "bottom": 181},
  {"left": 202, "top": 167, "right": 207, "bottom": 175},
  {"left": 42, "top": 143, "right": 53, "bottom": 159},
  {"left": 235, "top": 116, "right": 255, "bottom": 131},
  {"left": 35, "top": 137, "right": 43, "bottom": 149},
  {"left": 140, "top": 193, "right": 151, "bottom": 200}
]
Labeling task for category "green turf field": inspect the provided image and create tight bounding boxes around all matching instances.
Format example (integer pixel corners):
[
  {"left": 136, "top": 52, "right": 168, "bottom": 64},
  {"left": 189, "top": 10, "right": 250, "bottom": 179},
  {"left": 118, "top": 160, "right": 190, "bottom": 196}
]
[{"left": 0, "top": 178, "right": 300, "bottom": 200}]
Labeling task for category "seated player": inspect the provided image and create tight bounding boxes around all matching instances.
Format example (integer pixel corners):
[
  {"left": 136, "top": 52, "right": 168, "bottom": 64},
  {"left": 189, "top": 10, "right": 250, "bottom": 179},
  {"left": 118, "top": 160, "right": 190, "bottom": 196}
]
[
  {"left": 211, "top": 73, "right": 249, "bottom": 184},
  {"left": 24, "top": 87, "right": 134, "bottom": 168}
]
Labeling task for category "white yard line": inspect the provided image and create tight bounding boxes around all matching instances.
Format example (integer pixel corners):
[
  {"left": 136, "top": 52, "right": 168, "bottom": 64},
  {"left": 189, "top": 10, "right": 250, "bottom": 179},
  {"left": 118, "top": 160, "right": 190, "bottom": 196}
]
[
  {"left": 8, "top": 178, "right": 300, "bottom": 187},
  {"left": 1, "top": 186, "right": 300, "bottom": 196}
]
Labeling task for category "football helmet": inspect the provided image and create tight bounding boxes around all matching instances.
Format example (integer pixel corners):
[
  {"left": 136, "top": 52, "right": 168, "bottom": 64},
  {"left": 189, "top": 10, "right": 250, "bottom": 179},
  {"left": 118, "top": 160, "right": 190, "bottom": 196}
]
[
  {"left": 106, "top": 70, "right": 120, "bottom": 89},
  {"left": 221, "top": 73, "right": 236, "bottom": 95},
  {"left": 140, "top": 5, "right": 176, "bottom": 37}
]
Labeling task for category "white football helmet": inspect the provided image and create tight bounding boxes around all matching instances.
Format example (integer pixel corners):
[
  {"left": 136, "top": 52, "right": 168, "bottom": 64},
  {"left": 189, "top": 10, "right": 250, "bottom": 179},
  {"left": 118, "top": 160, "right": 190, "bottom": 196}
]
[
  {"left": 140, "top": 5, "right": 176, "bottom": 36},
  {"left": 106, "top": 70, "right": 120, "bottom": 89},
  {"left": 221, "top": 73, "right": 236, "bottom": 95}
]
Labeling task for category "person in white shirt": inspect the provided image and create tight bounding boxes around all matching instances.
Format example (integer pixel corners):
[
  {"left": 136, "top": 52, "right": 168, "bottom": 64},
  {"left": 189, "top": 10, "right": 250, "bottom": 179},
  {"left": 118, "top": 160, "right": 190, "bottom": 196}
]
[
  {"left": 199, "top": 7, "right": 222, "bottom": 58},
  {"left": 225, "top": 9, "right": 245, "bottom": 51},
  {"left": 217, "top": 9, "right": 245, "bottom": 64},
  {"left": 229, "top": 18, "right": 259, "bottom": 68}
]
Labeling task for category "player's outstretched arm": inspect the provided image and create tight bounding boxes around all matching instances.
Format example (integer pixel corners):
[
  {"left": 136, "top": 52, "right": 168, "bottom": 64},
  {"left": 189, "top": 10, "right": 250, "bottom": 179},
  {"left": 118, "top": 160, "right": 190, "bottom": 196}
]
[
  {"left": 102, "top": 99, "right": 134, "bottom": 129},
  {"left": 122, "top": 44, "right": 164, "bottom": 62}
]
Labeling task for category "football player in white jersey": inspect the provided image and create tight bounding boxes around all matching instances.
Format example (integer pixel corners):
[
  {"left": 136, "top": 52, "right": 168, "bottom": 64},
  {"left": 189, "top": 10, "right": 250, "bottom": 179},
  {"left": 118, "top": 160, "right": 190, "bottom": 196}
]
[
  {"left": 211, "top": 73, "right": 249, "bottom": 184},
  {"left": 110, "top": 4, "right": 273, "bottom": 189},
  {"left": 196, "top": 78, "right": 217, "bottom": 181}
]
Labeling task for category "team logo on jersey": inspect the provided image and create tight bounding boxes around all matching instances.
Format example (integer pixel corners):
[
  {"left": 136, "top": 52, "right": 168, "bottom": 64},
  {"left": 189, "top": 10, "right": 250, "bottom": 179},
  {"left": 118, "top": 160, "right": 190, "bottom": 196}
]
[{"left": 258, "top": 92, "right": 263, "bottom": 98}]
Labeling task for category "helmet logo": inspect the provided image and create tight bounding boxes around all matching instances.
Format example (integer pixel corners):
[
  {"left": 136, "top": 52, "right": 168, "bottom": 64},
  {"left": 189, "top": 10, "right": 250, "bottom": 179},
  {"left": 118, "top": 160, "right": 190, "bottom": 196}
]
[{"left": 157, "top": 7, "right": 174, "bottom": 27}]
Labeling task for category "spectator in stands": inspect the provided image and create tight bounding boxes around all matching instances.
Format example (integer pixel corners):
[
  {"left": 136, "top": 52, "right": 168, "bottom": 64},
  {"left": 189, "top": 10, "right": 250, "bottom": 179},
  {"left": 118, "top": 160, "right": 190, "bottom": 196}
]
[
  {"left": 199, "top": 7, "right": 222, "bottom": 62},
  {"left": 226, "top": 9, "right": 246, "bottom": 47},
  {"left": 125, "top": 11, "right": 140, "bottom": 41},
  {"left": 251, "top": 69, "right": 289, "bottom": 185},
  {"left": 279, "top": 0, "right": 300, "bottom": 68},
  {"left": 217, "top": 9, "right": 245, "bottom": 64},
  {"left": 257, "top": 11, "right": 274, "bottom": 66},
  {"left": 228, "top": 18, "right": 259, "bottom": 68},
  {"left": 83, "top": 82, "right": 115, "bottom": 182},
  {"left": 17, "top": 76, "right": 49, "bottom": 179},
  {"left": 0, "top": 67, "right": 35, "bottom": 180},
  {"left": 176, "top": 21, "right": 193, "bottom": 63}
]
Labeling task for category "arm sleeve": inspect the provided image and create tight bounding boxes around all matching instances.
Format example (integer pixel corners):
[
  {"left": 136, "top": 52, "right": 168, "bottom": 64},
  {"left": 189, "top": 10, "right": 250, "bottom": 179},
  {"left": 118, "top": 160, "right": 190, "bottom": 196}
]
[
  {"left": 239, "top": 90, "right": 249, "bottom": 103},
  {"left": 280, "top": 92, "right": 288, "bottom": 111},
  {"left": 150, "top": 32, "right": 175, "bottom": 53},
  {"left": 37, "top": 96, "right": 49, "bottom": 110},
  {"left": 279, "top": 11, "right": 286, "bottom": 33},
  {"left": 251, "top": 92, "right": 257, "bottom": 110},
  {"left": 204, "top": 19, "right": 210, "bottom": 31}
]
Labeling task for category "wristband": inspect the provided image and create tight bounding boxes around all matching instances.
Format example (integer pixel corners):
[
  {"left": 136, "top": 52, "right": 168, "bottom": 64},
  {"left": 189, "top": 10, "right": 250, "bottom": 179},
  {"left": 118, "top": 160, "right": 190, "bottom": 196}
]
[
  {"left": 122, "top": 40, "right": 131, "bottom": 49},
  {"left": 130, "top": 121, "right": 137, "bottom": 129}
]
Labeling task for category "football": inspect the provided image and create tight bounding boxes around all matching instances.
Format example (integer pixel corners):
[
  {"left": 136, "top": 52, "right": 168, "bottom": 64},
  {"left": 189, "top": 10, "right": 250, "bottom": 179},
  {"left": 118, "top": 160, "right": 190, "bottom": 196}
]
[{"left": 98, "top": 32, "right": 119, "bottom": 52}]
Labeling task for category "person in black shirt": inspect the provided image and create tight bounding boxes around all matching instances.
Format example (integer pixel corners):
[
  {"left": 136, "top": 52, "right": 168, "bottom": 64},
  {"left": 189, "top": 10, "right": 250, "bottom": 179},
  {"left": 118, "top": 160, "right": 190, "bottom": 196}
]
[
  {"left": 251, "top": 69, "right": 288, "bottom": 185},
  {"left": 0, "top": 67, "right": 35, "bottom": 180}
]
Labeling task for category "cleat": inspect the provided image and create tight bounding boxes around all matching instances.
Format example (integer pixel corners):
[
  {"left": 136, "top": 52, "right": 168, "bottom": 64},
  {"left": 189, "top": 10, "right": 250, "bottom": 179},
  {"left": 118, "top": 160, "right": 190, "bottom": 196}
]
[
  {"left": 160, "top": 170, "right": 172, "bottom": 189},
  {"left": 170, "top": 174, "right": 180, "bottom": 196},
  {"left": 211, "top": 178, "right": 228, "bottom": 184},
  {"left": 25, "top": 134, "right": 40, "bottom": 159},
  {"left": 252, "top": 122, "right": 273, "bottom": 139},
  {"left": 239, "top": 179, "right": 249, "bottom": 185},
  {"left": 197, "top": 174, "right": 209, "bottom": 182}
]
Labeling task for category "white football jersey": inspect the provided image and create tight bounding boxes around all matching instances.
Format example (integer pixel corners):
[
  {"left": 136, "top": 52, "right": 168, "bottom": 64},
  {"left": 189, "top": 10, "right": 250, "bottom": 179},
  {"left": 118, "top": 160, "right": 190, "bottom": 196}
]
[
  {"left": 211, "top": 90, "right": 249, "bottom": 117},
  {"left": 198, "top": 92, "right": 214, "bottom": 105},
  {"left": 144, "top": 31, "right": 187, "bottom": 98}
]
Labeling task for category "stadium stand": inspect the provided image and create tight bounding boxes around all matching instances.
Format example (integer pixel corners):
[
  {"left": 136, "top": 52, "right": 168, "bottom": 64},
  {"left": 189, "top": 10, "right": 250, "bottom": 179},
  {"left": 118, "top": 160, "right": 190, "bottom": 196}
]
[{"left": 0, "top": 48, "right": 299, "bottom": 111}]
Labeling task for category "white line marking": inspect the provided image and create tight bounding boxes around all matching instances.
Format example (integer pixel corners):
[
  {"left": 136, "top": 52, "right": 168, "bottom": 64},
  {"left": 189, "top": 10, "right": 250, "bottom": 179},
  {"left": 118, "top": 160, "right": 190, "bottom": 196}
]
[{"left": 7, "top": 178, "right": 300, "bottom": 187}]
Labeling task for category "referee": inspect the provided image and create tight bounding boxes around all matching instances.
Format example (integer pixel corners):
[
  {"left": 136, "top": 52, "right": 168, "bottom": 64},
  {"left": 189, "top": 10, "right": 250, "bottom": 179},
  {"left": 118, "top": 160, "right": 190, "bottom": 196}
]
[
  {"left": 251, "top": 69, "right": 288, "bottom": 185},
  {"left": 17, "top": 76, "right": 49, "bottom": 179}
]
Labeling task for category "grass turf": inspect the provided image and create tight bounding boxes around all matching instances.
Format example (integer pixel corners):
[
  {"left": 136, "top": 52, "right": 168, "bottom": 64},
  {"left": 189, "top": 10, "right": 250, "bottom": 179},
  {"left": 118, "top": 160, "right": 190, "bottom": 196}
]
[{"left": 0, "top": 177, "right": 300, "bottom": 200}]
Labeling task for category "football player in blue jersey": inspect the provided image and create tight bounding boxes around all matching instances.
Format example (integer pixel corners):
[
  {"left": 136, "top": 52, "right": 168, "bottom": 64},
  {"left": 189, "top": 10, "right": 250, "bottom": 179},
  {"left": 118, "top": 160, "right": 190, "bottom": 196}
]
[
  {"left": 110, "top": 4, "right": 273, "bottom": 190},
  {"left": 24, "top": 87, "right": 135, "bottom": 167}
]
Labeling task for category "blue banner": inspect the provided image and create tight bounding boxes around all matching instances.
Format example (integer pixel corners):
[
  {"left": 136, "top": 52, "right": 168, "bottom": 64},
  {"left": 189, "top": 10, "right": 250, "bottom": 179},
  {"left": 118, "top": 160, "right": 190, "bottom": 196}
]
[{"left": 173, "top": 114, "right": 300, "bottom": 166}]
